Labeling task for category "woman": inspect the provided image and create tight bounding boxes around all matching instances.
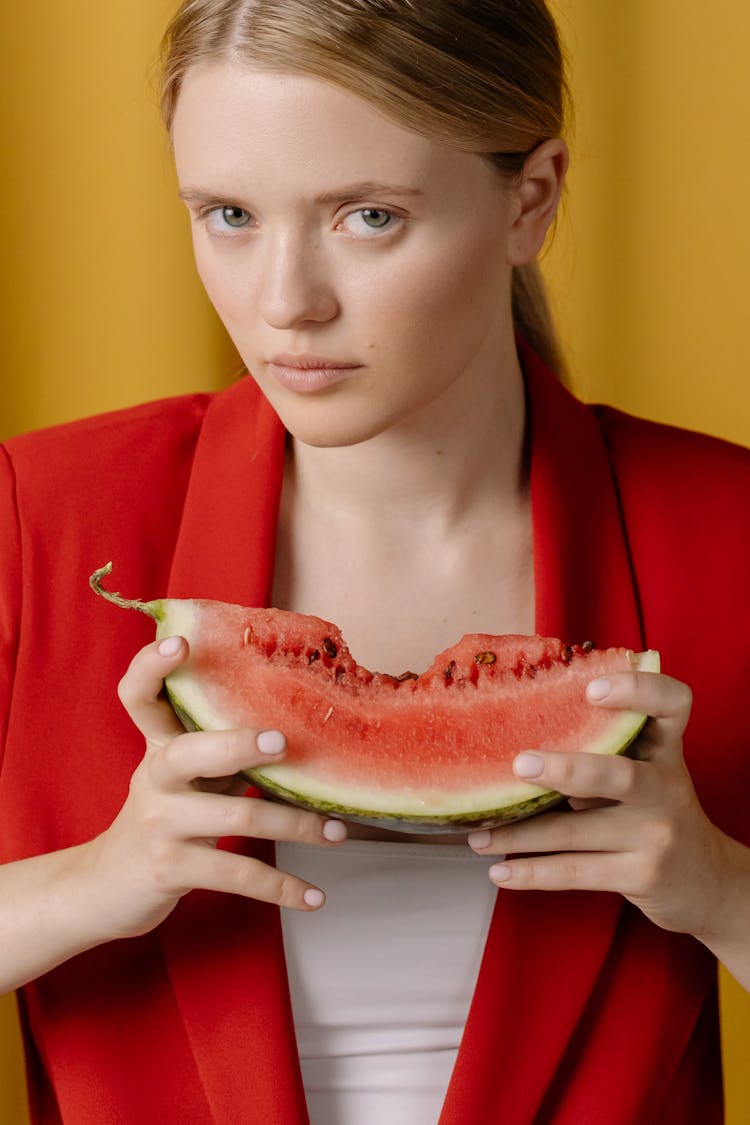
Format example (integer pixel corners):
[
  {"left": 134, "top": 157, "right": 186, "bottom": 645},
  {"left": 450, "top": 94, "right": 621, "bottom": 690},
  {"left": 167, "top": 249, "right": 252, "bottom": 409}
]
[{"left": 1, "top": 1, "right": 749, "bottom": 1122}]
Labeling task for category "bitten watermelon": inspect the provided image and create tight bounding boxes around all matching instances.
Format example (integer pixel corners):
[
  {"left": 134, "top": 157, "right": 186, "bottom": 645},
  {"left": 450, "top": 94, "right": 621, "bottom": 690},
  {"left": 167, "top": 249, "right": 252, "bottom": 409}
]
[{"left": 91, "top": 563, "right": 659, "bottom": 832}]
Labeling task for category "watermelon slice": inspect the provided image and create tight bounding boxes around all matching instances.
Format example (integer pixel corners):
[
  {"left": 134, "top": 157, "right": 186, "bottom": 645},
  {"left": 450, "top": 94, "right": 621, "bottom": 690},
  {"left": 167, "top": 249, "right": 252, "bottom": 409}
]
[{"left": 91, "top": 563, "right": 659, "bottom": 832}]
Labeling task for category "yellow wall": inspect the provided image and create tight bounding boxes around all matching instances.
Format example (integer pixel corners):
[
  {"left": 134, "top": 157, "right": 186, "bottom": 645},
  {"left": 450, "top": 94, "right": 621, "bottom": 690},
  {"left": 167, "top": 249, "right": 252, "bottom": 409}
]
[
  {"left": 0, "top": 0, "right": 237, "bottom": 442},
  {"left": 546, "top": 1, "right": 749, "bottom": 446},
  {"left": 1, "top": 2, "right": 748, "bottom": 1121}
]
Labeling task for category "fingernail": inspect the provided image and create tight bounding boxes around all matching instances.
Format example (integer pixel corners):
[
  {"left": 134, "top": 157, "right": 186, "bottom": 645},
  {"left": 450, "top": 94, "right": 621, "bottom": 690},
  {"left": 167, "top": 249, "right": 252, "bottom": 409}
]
[
  {"left": 323, "top": 819, "right": 347, "bottom": 842},
  {"left": 587, "top": 677, "right": 612, "bottom": 701},
  {"left": 304, "top": 887, "right": 325, "bottom": 908},
  {"left": 515, "top": 751, "right": 544, "bottom": 778},
  {"left": 490, "top": 863, "right": 512, "bottom": 883},
  {"left": 468, "top": 830, "right": 491, "bottom": 850},
  {"left": 158, "top": 636, "right": 182, "bottom": 657},
  {"left": 256, "top": 729, "right": 286, "bottom": 755}
]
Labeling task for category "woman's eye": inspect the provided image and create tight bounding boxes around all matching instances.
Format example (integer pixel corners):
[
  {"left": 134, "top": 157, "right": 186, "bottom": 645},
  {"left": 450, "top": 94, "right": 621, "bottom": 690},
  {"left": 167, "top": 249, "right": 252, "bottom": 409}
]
[
  {"left": 361, "top": 208, "right": 391, "bottom": 229},
  {"left": 204, "top": 206, "right": 252, "bottom": 232},
  {"left": 342, "top": 208, "right": 399, "bottom": 236},
  {"left": 220, "top": 206, "right": 251, "bottom": 228}
]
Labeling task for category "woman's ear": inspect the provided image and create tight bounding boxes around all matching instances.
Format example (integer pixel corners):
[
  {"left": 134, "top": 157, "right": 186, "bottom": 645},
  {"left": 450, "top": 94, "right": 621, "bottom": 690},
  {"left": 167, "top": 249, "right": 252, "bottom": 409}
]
[{"left": 507, "top": 138, "right": 568, "bottom": 265}]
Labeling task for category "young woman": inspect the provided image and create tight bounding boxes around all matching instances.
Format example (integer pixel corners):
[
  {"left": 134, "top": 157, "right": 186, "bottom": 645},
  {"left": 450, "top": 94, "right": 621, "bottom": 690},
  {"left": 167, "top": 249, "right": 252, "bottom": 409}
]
[{"left": 1, "top": 2, "right": 749, "bottom": 1122}]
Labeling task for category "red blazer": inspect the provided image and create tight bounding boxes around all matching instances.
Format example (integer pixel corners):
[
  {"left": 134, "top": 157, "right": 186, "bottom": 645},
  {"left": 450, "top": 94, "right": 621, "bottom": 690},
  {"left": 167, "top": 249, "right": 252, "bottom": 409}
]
[{"left": 1, "top": 343, "right": 749, "bottom": 1124}]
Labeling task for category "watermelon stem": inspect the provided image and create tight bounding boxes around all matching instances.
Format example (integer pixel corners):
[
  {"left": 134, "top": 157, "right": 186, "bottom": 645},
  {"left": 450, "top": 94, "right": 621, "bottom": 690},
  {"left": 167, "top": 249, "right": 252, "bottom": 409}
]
[{"left": 89, "top": 562, "right": 159, "bottom": 619}]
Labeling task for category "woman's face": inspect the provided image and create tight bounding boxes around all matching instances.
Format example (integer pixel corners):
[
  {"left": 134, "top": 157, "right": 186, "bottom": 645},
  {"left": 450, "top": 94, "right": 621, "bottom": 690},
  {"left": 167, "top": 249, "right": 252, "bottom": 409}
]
[{"left": 172, "top": 64, "right": 521, "bottom": 447}]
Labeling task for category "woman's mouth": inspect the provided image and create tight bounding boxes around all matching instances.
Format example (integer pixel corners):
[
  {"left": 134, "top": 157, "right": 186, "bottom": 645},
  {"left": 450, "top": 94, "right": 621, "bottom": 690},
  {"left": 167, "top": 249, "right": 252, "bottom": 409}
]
[{"left": 267, "top": 353, "right": 364, "bottom": 393}]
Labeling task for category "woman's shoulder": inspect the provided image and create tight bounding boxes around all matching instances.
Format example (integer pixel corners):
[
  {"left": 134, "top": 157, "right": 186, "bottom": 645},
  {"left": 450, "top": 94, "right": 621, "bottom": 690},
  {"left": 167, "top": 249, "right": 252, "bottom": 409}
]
[
  {"left": 0, "top": 393, "right": 222, "bottom": 592},
  {"left": 593, "top": 402, "right": 750, "bottom": 483},
  {"left": 592, "top": 403, "right": 749, "bottom": 557},
  {"left": 2, "top": 390, "right": 215, "bottom": 477},
  {"left": 590, "top": 402, "right": 748, "bottom": 656}
]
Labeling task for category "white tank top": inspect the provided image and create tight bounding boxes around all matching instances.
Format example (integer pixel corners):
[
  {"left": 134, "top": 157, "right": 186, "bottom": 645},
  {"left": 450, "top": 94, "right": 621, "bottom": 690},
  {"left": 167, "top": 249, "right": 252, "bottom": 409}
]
[{"left": 277, "top": 838, "right": 497, "bottom": 1124}]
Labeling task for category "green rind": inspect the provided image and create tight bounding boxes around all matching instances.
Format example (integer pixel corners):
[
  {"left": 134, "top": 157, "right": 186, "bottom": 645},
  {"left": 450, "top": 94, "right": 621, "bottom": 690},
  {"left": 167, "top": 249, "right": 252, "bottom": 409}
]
[
  {"left": 240, "top": 770, "right": 568, "bottom": 831},
  {"left": 166, "top": 683, "right": 649, "bottom": 833},
  {"left": 167, "top": 692, "right": 202, "bottom": 734},
  {"left": 92, "top": 566, "right": 659, "bottom": 833}
]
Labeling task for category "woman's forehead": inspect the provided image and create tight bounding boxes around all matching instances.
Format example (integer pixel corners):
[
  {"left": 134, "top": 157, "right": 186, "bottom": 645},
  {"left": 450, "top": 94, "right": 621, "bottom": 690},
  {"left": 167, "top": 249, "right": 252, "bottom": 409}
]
[{"left": 171, "top": 62, "right": 485, "bottom": 195}]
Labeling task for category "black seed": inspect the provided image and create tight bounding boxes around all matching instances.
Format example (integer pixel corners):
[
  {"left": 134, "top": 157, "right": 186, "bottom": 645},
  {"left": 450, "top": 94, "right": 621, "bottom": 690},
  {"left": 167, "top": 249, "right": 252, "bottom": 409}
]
[
  {"left": 395, "top": 670, "right": 419, "bottom": 682},
  {"left": 582, "top": 640, "right": 595, "bottom": 654},
  {"left": 444, "top": 660, "right": 457, "bottom": 680},
  {"left": 322, "top": 637, "right": 338, "bottom": 658},
  {"left": 474, "top": 651, "right": 497, "bottom": 665},
  {"left": 561, "top": 644, "right": 573, "bottom": 665},
  {"left": 308, "top": 649, "right": 321, "bottom": 664}
]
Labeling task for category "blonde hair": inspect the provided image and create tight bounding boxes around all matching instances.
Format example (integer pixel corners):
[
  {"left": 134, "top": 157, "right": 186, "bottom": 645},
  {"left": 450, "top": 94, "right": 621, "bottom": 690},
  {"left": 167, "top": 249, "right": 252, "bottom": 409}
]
[{"left": 160, "top": 0, "right": 569, "bottom": 376}]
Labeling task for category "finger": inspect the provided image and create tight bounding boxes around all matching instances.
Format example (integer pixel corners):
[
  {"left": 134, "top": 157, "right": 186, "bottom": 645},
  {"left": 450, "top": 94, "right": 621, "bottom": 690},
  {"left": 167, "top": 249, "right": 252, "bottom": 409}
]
[
  {"left": 487, "top": 850, "right": 631, "bottom": 894},
  {"left": 118, "top": 636, "right": 189, "bottom": 744},
  {"left": 174, "top": 845, "right": 328, "bottom": 911},
  {"left": 149, "top": 727, "right": 288, "bottom": 789},
  {"left": 586, "top": 671, "right": 693, "bottom": 748},
  {"left": 157, "top": 791, "right": 348, "bottom": 848},
  {"left": 469, "top": 805, "right": 630, "bottom": 857},
  {"left": 506, "top": 748, "right": 651, "bottom": 805}
]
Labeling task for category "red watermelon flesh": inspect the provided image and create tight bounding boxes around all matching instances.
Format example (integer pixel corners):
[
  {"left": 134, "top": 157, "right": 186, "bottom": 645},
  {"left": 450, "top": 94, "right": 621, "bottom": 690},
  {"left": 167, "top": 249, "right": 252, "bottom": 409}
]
[{"left": 90, "top": 564, "right": 660, "bottom": 831}]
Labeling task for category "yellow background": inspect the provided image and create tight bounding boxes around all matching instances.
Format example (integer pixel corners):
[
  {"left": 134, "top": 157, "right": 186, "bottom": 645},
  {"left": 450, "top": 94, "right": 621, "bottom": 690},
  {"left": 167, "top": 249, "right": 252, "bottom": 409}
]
[{"left": 1, "top": 2, "right": 748, "bottom": 1121}]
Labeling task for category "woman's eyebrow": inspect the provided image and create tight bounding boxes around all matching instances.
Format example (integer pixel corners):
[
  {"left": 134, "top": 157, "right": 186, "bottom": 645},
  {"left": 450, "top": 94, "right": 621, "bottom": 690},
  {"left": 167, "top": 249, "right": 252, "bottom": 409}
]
[
  {"left": 177, "top": 181, "right": 424, "bottom": 204},
  {"left": 314, "top": 181, "right": 424, "bottom": 203},
  {"left": 178, "top": 187, "right": 227, "bottom": 204}
]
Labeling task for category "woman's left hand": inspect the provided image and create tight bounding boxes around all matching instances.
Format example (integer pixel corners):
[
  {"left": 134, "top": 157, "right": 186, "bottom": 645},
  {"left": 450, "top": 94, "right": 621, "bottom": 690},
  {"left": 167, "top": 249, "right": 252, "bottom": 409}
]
[{"left": 468, "top": 671, "right": 733, "bottom": 939}]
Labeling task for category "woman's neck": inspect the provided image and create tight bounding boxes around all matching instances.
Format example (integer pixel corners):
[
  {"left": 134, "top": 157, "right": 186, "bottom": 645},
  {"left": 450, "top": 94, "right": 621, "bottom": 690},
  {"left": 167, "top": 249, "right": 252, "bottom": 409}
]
[
  {"left": 271, "top": 339, "right": 535, "bottom": 675},
  {"left": 286, "top": 341, "right": 528, "bottom": 537}
]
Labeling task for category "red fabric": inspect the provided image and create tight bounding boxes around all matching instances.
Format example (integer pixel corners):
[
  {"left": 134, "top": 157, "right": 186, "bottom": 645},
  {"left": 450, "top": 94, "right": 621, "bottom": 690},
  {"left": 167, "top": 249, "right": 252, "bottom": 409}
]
[{"left": 1, "top": 344, "right": 748, "bottom": 1123}]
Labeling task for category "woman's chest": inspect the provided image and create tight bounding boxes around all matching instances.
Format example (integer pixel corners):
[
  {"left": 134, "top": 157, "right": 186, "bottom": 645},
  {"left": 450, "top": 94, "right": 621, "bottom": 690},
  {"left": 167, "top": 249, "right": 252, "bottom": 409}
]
[{"left": 272, "top": 505, "right": 535, "bottom": 677}]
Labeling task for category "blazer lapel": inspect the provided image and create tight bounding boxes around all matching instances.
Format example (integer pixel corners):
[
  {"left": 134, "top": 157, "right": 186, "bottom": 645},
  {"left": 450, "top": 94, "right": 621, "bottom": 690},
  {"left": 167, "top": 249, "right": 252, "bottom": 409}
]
[
  {"left": 166, "top": 375, "right": 285, "bottom": 604},
  {"left": 158, "top": 377, "right": 308, "bottom": 1124},
  {"left": 440, "top": 344, "right": 646, "bottom": 1123}
]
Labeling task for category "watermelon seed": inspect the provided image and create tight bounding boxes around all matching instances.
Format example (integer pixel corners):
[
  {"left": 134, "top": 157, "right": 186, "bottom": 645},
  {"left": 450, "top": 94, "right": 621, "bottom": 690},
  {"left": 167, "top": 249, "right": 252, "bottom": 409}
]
[
  {"left": 561, "top": 644, "right": 573, "bottom": 664},
  {"left": 396, "top": 670, "right": 419, "bottom": 682},
  {"left": 308, "top": 650, "right": 321, "bottom": 664},
  {"left": 243, "top": 627, "right": 253, "bottom": 647},
  {"left": 474, "top": 651, "right": 497, "bottom": 665},
  {"left": 323, "top": 706, "right": 334, "bottom": 723},
  {"left": 444, "top": 660, "right": 456, "bottom": 681},
  {"left": 322, "top": 638, "right": 338, "bottom": 658},
  {"left": 582, "top": 640, "right": 595, "bottom": 653}
]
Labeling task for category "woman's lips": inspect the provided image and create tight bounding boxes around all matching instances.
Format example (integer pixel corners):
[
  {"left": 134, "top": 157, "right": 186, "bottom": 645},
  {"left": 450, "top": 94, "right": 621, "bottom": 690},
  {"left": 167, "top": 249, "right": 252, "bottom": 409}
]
[{"left": 267, "top": 353, "right": 363, "bottom": 393}]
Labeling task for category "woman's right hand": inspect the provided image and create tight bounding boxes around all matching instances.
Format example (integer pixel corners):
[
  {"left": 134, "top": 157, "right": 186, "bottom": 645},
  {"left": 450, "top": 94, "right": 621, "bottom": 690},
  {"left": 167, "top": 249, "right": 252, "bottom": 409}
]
[{"left": 80, "top": 634, "right": 347, "bottom": 942}]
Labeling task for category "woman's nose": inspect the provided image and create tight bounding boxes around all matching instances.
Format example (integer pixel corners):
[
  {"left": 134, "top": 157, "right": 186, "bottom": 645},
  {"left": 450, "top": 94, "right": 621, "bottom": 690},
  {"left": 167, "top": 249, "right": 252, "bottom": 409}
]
[{"left": 258, "top": 234, "right": 339, "bottom": 329}]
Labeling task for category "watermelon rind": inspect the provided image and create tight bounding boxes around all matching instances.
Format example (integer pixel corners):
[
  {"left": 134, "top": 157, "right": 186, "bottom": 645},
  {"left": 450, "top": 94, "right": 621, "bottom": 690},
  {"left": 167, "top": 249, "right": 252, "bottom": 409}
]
[
  {"left": 89, "top": 564, "right": 661, "bottom": 833},
  {"left": 244, "top": 713, "right": 650, "bottom": 831},
  {"left": 167, "top": 686, "right": 572, "bottom": 830},
  {"left": 165, "top": 667, "right": 657, "bottom": 833}
]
